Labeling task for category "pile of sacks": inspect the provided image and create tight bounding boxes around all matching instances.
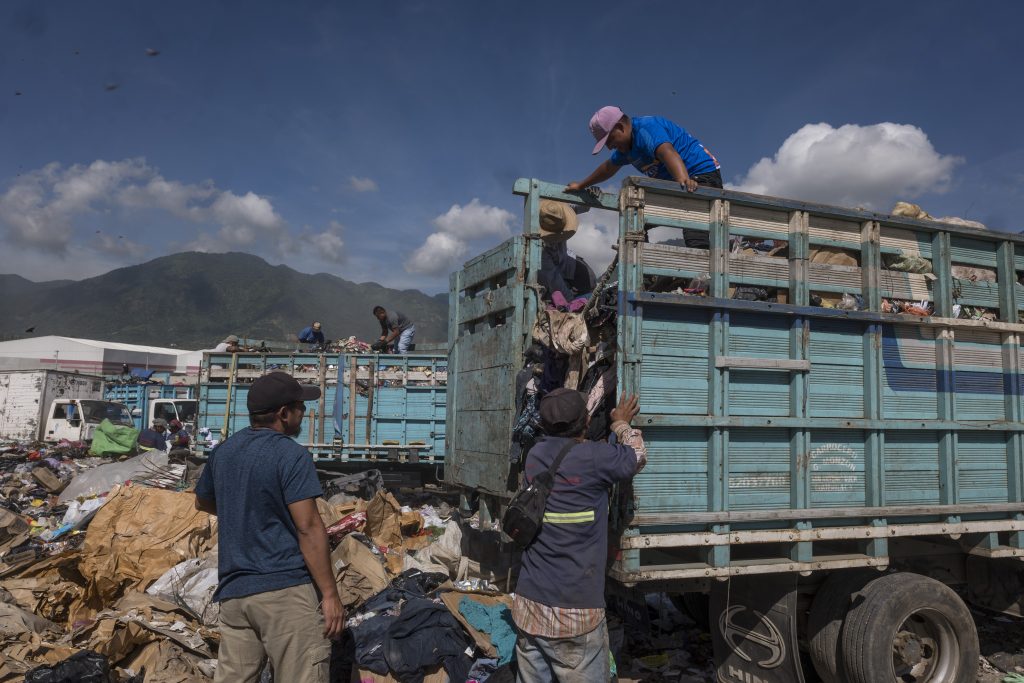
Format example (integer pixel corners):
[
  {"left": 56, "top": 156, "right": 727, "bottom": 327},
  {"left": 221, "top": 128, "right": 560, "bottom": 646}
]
[
  {"left": 0, "top": 485, "right": 218, "bottom": 682},
  {"left": 322, "top": 490, "right": 516, "bottom": 682},
  {"left": 1, "top": 471, "right": 518, "bottom": 683}
]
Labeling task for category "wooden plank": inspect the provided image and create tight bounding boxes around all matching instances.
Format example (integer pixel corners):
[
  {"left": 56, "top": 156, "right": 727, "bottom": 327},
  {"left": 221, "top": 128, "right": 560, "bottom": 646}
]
[
  {"left": 633, "top": 291, "right": 1024, "bottom": 332},
  {"left": 457, "top": 285, "right": 518, "bottom": 325},
  {"left": 622, "top": 176, "right": 1024, "bottom": 246},
  {"left": 609, "top": 554, "right": 887, "bottom": 583},
  {"left": 630, "top": 501, "right": 1024, "bottom": 525},
  {"left": 459, "top": 238, "right": 521, "bottom": 291},
  {"left": 715, "top": 356, "right": 810, "bottom": 371},
  {"left": 623, "top": 518, "right": 1023, "bottom": 549}
]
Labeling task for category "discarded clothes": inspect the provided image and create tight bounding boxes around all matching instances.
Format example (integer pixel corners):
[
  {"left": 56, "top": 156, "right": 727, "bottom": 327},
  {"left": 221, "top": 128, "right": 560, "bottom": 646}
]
[
  {"left": 383, "top": 597, "right": 473, "bottom": 683},
  {"left": 458, "top": 596, "right": 516, "bottom": 665}
]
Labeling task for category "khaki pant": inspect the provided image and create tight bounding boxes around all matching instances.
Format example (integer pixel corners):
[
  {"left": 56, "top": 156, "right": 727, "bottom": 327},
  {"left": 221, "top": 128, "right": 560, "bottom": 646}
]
[{"left": 216, "top": 582, "right": 331, "bottom": 683}]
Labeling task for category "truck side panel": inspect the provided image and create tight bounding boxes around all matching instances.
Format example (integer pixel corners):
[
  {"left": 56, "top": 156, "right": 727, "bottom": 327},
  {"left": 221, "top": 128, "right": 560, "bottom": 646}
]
[
  {"left": 198, "top": 352, "right": 446, "bottom": 463},
  {"left": 448, "top": 178, "right": 1024, "bottom": 584},
  {"left": 0, "top": 370, "right": 103, "bottom": 441}
]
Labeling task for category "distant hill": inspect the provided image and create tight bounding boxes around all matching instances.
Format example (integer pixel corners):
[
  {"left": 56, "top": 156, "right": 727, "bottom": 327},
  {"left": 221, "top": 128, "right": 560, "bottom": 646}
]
[{"left": 0, "top": 252, "right": 449, "bottom": 350}]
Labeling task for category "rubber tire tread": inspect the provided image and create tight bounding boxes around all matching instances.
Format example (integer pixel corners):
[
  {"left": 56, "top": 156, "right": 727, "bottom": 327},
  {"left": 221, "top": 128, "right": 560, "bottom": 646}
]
[
  {"left": 806, "top": 569, "right": 877, "bottom": 683},
  {"left": 840, "top": 572, "right": 979, "bottom": 683}
]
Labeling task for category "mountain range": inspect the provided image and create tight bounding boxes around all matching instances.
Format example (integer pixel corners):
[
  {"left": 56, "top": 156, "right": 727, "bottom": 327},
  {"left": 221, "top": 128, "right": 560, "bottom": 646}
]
[{"left": 0, "top": 252, "right": 449, "bottom": 350}]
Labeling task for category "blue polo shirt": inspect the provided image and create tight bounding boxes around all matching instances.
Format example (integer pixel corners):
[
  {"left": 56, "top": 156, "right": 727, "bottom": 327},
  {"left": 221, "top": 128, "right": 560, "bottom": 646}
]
[
  {"left": 194, "top": 427, "right": 323, "bottom": 601},
  {"left": 514, "top": 436, "right": 638, "bottom": 610},
  {"left": 611, "top": 116, "right": 720, "bottom": 180}
]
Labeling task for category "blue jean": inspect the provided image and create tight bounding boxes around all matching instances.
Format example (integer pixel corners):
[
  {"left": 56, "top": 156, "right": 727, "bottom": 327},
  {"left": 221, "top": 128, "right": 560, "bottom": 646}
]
[
  {"left": 394, "top": 326, "right": 415, "bottom": 353},
  {"left": 515, "top": 618, "right": 609, "bottom": 683}
]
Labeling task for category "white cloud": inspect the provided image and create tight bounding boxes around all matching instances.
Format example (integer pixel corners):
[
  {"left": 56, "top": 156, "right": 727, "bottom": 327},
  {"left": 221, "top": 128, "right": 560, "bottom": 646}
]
[
  {"left": 431, "top": 198, "right": 514, "bottom": 239},
  {"left": 568, "top": 215, "right": 618, "bottom": 275},
  {"left": 405, "top": 232, "right": 468, "bottom": 276},
  {"left": 298, "top": 220, "right": 346, "bottom": 264},
  {"left": 348, "top": 176, "right": 378, "bottom": 193},
  {"left": 0, "top": 158, "right": 290, "bottom": 257},
  {"left": 405, "top": 199, "right": 514, "bottom": 276},
  {"left": 730, "top": 122, "right": 962, "bottom": 209}
]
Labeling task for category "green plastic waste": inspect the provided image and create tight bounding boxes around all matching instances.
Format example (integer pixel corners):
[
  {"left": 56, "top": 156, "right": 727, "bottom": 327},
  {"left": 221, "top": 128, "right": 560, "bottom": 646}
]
[{"left": 88, "top": 419, "right": 140, "bottom": 457}]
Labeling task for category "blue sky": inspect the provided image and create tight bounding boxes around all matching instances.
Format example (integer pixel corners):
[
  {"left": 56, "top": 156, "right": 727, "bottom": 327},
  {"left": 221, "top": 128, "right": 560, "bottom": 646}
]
[{"left": 1, "top": 0, "right": 1022, "bottom": 293}]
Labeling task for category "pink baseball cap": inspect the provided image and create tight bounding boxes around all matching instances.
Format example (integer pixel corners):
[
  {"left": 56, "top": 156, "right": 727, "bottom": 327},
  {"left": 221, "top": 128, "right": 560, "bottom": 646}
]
[{"left": 589, "top": 105, "right": 625, "bottom": 154}]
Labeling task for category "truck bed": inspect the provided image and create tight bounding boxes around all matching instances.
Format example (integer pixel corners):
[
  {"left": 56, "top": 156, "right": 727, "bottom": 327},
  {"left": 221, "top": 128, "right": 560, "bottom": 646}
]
[{"left": 446, "top": 177, "right": 1024, "bottom": 584}]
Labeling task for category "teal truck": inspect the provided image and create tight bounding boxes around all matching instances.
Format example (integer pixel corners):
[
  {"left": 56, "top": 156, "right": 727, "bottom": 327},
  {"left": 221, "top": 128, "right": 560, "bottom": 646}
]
[
  {"left": 104, "top": 383, "right": 198, "bottom": 432},
  {"left": 196, "top": 351, "right": 446, "bottom": 481},
  {"left": 446, "top": 177, "right": 1024, "bottom": 683}
]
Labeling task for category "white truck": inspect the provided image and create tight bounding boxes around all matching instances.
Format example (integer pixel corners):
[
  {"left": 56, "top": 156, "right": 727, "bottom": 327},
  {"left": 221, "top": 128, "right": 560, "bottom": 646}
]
[{"left": 0, "top": 370, "right": 134, "bottom": 443}]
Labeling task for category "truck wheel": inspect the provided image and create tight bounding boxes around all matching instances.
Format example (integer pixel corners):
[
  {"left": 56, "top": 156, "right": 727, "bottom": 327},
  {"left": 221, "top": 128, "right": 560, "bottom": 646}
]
[
  {"left": 669, "top": 592, "right": 710, "bottom": 631},
  {"left": 840, "top": 572, "right": 979, "bottom": 683},
  {"left": 807, "top": 569, "right": 877, "bottom": 683}
]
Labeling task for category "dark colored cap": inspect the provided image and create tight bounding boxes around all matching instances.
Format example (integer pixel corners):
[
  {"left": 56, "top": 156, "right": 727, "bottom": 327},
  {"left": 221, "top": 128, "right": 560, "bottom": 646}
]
[
  {"left": 248, "top": 371, "right": 321, "bottom": 414},
  {"left": 539, "top": 388, "right": 587, "bottom": 434}
]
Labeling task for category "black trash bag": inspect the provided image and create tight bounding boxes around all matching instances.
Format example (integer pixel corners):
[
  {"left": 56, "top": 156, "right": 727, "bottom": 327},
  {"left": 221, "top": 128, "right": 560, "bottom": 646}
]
[
  {"left": 732, "top": 286, "right": 769, "bottom": 301},
  {"left": 389, "top": 568, "right": 450, "bottom": 596},
  {"left": 24, "top": 650, "right": 116, "bottom": 683}
]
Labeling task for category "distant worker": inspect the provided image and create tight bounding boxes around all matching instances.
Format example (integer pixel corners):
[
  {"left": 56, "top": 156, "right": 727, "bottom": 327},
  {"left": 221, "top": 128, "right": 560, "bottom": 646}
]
[
  {"left": 536, "top": 200, "right": 596, "bottom": 308},
  {"left": 513, "top": 389, "right": 646, "bottom": 682},
  {"left": 214, "top": 335, "right": 242, "bottom": 353},
  {"left": 138, "top": 418, "right": 169, "bottom": 451},
  {"left": 298, "top": 321, "right": 325, "bottom": 348},
  {"left": 567, "top": 105, "right": 722, "bottom": 248},
  {"left": 194, "top": 371, "right": 343, "bottom": 682},
  {"left": 373, "top": 306, "right": 415, "bottom": 353},
  {"left": 167, "top": 419, "right": 190, "bottom": 450}
]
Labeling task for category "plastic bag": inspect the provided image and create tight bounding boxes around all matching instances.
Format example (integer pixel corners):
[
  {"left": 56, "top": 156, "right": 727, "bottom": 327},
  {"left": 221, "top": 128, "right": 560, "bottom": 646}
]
[
  {"left": 24, "top": 650, "right": 115, "bottom": 683},
  {"left": 147, "top": 554, "right": 220, "bottom": 626},
  {"left": 836, "top": 293, "right": 863, "bottom": 310},
  {"left": 683, "top": 273, "right": 709, "bottom": 295},
  {"left": 58, "top": 450, "right": 169, "bottom": 502},
  {"left": 88, "top": 419, "right": 139, "bottom": 457}
]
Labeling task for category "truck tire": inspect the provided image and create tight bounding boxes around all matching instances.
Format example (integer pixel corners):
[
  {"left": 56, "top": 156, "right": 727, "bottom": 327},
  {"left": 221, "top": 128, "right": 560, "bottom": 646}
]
[
  {"left": 840, "top": 572, "right": 979, "bottom": 683},
  {"left": 807, "top": 569, "right": 877, "bottom": 683}
]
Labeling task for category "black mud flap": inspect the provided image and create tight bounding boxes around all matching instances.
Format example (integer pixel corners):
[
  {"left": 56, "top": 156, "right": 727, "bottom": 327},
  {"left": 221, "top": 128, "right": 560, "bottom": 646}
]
[{"left": 711, "top": 576, "right": 805, "bottom": 683}]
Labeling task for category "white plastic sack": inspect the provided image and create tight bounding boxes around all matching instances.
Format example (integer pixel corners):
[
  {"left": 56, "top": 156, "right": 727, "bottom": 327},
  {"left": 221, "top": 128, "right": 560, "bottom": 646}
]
[
  {"left": 61, "top": 497, "right": 107, "bottom": 526},
  {"left": 59, "top": 451, "right": 169, "bottom": 502},
  {"left": 403, "top": 518, "right": 463, "bottom": 576},
  {"left": 146, "top": 554, "right": 220, "bottom": 626}
]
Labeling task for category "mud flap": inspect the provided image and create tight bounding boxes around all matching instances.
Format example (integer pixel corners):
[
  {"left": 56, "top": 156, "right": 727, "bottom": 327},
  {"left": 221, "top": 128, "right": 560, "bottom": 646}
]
[
  {"left": 711, "top": 576, "right": 805, "bottom": 683},
  {"left": 966, "top": 556, "right": 1024, "bottom": 617}
]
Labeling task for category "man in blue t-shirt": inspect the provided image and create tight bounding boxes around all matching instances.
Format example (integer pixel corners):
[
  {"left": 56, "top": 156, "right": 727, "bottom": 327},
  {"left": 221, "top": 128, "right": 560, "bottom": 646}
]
[
  {"left": 194, "top": 371, "right": 343, "bottom": 683},
  {"left": 567, "top": 105, "right": 722, "bottom": 247},
  {"left": 512, "top": 388, "right": 647, "bottom": 682},
  {"left": 298, "top": 321, "right": 325, "bottom": 348}
]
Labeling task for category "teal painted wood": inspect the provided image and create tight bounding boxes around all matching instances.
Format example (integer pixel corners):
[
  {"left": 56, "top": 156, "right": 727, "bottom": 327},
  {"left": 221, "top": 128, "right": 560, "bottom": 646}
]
[
  {"left": 449, "top": 177, "right": 1024, "bottom": 578},
  {"left": 198, "top": 352, "right": 445, "bottom": 462}
]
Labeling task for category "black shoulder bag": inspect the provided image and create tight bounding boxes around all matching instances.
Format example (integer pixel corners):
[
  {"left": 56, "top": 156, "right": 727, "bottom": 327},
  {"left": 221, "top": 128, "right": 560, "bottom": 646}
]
[{"left": 502, "top": 440, "right": 576, "bottom": 550}]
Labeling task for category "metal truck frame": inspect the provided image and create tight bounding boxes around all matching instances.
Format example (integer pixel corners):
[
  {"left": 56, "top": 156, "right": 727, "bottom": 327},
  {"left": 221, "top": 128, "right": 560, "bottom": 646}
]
[{"left": 447, "top": 177, "right": 1024, "bottom": 683}]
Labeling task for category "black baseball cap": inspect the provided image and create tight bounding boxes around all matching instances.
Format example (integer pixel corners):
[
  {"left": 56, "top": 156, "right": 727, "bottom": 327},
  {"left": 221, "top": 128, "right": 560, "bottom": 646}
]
[
  {"left": 539, "top": 388, "right": 587, "bottom": 435},
  {"left": 248, "top": 371, "right": 321, "bottom": 414}
]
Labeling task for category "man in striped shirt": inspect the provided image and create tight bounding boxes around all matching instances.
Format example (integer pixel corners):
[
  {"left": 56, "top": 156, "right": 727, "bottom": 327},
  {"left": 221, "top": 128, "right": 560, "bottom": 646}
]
[{"left": 512, "top": 388, "right": 646, "bottom": 682}]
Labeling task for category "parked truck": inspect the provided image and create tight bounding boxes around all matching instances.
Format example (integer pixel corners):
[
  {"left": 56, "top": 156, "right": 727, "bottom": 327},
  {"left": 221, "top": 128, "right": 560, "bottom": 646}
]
[
  {"left": 447, "top": 177, "right": 1024, "bottom": 683},
  {"left": 196, "top": 351, "right": 446, "bottom": 483},
  {"left": 104, "top": 383, "right": 197, "bottom": 432},
  {"left": 0, "top": 369, "right": 134, "bottom": 443}
]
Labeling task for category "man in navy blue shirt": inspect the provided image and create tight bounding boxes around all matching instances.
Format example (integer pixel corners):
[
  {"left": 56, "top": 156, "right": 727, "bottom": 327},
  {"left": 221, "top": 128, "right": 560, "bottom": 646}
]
[
  {"left": 568, "top": 106, "right": 722, "bottom": 247},
  {"left": 512, "top": 388, "right": 646, "bottom": 682},
  {"left": 137, "top": 418, "right": 168, "bottom": 451},
  {"left": 298, "top": 321, "right": 325, "bottom": 348},
  {"left": 195, "top": 371, "right": 343, "bottom": 683}
]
